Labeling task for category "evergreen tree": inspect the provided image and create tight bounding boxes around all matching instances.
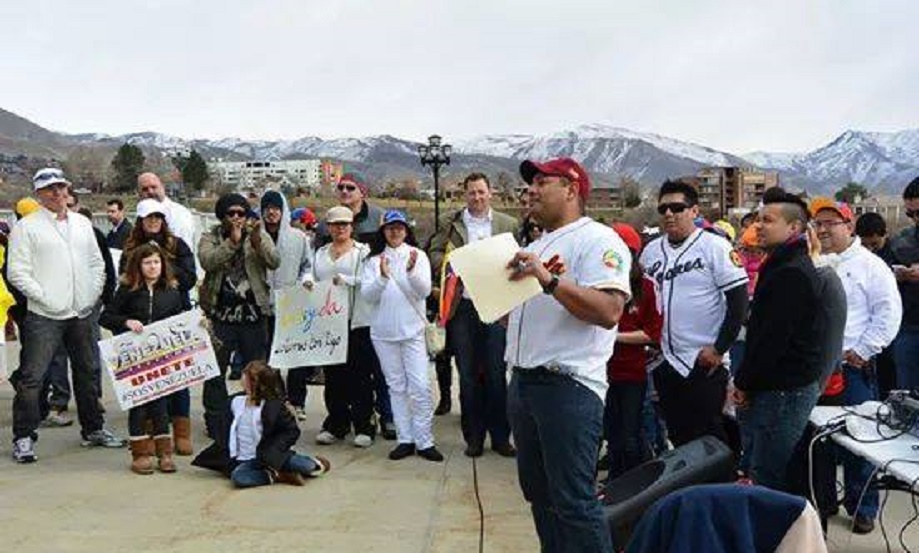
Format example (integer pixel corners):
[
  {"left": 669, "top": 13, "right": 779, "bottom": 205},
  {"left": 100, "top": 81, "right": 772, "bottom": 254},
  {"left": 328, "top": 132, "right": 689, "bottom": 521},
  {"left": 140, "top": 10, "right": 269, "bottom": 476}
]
[
  {"left": 109, "top": 143, "right": 145, "bottom": 192},
  {"left": 182, "top": 150, "right": 210, "bottom": 191},
  {"left": 835, "top": 182, "right": 868, "bottom": 204}
]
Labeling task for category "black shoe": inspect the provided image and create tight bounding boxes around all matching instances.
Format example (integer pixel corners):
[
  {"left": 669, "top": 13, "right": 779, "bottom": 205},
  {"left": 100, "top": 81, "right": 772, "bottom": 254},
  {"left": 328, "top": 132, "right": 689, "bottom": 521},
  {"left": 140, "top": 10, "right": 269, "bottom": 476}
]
[
  {"left": 418, "top": 446, "right": 444, "bottom": 462},
  {"left": 852, "top": 515, "right": 875, "bottom": 535},
  {"left": 434, "top": 397, "right": 452, "bottom": 416},
  {"left": 464, "top": 443, "right": 484, "bottom": 458},
  {"left": 492, "top": 443, "right": 517, "bottom": 458},
  {"left": 381, "top": 421, "right": 397, "bottom": 441},
  {"left": 388, "top": 443, "right": 416, "bottom": 460}
]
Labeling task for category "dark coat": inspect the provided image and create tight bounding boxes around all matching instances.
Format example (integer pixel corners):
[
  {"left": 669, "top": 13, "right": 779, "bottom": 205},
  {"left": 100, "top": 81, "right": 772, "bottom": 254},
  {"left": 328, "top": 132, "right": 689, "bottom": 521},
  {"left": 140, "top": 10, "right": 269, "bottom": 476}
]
[
  {"left": 99, "top": 284, "right": 187, "bottom": 334},
  {"left": 192, "top": 394, "right": 300, "bottom": 476},
  {"left": 106, "top": 220, "right": 133, "bottom": 250},
  {"left": 119, "top": 236, "right": 198, "bottom": 308},
  {"left": 94, "top": 227, "right": 117, "bottom": 307},
  {"left": 736, "top": 238, "right": 822, "bottom": 392}
]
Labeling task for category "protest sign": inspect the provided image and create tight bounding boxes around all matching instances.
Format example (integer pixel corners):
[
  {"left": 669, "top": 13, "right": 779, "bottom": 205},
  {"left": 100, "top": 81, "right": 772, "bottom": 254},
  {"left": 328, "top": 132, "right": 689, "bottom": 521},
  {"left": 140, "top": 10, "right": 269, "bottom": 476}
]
[
  {"left": 99, "top": 309, "right": 219, "bottom": 411},
  {"left": 269, "top": 281, "right": 349, "bottom": 369}
]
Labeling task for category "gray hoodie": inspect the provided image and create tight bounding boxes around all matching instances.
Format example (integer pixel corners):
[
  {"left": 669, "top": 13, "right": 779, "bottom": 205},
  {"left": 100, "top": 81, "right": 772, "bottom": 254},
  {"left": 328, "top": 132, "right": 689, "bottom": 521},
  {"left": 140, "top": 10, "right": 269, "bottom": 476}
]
[{"left": 260, "top": 190, "right": 313, "bottom": 315}]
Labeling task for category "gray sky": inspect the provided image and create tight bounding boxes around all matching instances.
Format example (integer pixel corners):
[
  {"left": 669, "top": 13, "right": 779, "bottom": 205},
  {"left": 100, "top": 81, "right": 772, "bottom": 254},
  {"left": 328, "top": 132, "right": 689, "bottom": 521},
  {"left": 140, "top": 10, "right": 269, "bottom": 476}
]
[{"left": 2, "top": 0, "right": 916, "bottom": 154}]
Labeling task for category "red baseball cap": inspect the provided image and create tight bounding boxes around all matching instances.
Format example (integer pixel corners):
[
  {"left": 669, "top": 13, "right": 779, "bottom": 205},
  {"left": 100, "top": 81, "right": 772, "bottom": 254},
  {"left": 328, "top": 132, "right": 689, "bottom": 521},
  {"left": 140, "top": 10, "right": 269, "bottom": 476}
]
[
  {"left": 520, "top": 158, "right": 591, "bottom": 200},
  {"left": 611, "top": 222, "right": 642, "bottom": 254}
]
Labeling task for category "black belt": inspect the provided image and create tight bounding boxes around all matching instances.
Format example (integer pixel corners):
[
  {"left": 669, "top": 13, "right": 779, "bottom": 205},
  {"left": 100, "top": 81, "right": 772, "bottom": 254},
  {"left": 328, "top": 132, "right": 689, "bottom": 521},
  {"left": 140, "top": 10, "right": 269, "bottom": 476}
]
[{"left": 512, "top": 365, "right": 569, "bottom": 377}]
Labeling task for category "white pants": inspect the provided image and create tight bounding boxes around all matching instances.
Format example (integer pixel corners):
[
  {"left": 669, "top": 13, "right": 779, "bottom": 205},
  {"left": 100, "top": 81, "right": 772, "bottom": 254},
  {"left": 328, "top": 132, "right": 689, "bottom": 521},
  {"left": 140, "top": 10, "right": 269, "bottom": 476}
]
[{"left": 371, "top": 336, "right": 435, "bottom": 450}]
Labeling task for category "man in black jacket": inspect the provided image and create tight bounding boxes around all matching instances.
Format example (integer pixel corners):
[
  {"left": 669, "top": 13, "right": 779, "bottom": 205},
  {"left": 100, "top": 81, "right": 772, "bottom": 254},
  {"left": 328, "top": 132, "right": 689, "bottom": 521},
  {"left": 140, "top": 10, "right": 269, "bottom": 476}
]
[
  {"left": 105, "top": 198, "right": 133, "bottom": 250},
  {"left": 734, "top": 189, "right": 822, "bottom": 492}
]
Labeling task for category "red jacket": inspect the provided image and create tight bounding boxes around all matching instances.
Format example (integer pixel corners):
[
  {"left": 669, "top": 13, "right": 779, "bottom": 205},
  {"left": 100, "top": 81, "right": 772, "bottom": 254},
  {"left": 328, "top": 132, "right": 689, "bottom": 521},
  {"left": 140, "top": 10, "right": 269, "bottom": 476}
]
[{"left": 607, "top": 277, "right": 663, "bottom": 383}]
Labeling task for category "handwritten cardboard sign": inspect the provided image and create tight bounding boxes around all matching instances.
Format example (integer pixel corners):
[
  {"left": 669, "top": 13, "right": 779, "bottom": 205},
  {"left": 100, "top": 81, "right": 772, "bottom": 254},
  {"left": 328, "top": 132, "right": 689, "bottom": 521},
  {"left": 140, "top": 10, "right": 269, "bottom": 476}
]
[{"left": 269, "top": 281, "right": 349, "bottom": 369}]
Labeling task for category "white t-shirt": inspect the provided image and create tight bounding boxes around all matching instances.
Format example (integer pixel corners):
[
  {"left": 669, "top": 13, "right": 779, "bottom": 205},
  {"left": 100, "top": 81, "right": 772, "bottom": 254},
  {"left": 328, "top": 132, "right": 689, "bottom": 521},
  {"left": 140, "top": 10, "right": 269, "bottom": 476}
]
[
  {"left": 229, "top": 396, "right": 263, "bottom": 462},
  {"left": 640, "top": 228, "right": 748, "bottom": 377},
  {"left": 505, "top": 217, "right": 632, "bottom": 401}
]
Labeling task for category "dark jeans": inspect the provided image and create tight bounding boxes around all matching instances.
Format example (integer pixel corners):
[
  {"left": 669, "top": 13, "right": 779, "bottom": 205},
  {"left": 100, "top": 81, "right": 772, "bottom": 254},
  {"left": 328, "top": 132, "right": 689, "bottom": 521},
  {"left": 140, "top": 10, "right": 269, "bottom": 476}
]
[
  {"left": 203, "top": 320, "right": 267, "bottom": 435},
  {"left": 740, "top": 381, "right": 820, "bottom": 491},
  {"left": 604, "top": 379, "right": 649, "bottom": 480},
  {"left": 128, "top": 398, "right": 170, "bottom": 437},
  {"left": 435, "top": 347, "right": 453, "bottom": 402},
  {"left": 167, "top": 389, "right": 191, "bottom": 418},
  {"left": 509, "top": 370, "right": 613, "bottom": 553},
  {"left": 12, "top": 313, "right": 104, "bottom": 440},
  {"left": 38, "top": 345, "right": 70, "bottom": 419},
  {"left": 788, "top": 393, "right": 844, "bottom": 516},
  {"left": 641, "top": 373, "right": 668, "bottom": 456},
  {"left": 231, "top": 454, "right": 320, "bottom": 488},
  {"left": 893, "top": 327, "right": 919, "bottom": 391},
  {"left": 322, "top": 327, "right": 376, "bottom": 437},
  {"left": 653, "top": 360, "right": 729, "bottom": 447},
  {"left": 841, "top": 363, "right": 879, "bottom": 519},
  {"left": 449, "top": 299, "right": 510, "bottom": 448},
  {"left": 286, "top": 368, "right": 315, "bottom": 409}
]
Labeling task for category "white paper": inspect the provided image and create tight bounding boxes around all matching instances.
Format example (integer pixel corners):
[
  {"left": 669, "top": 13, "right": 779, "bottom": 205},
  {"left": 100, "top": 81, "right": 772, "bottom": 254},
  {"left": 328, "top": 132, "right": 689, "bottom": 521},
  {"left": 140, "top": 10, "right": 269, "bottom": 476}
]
[
  {"left": 269, "top": 281, "right": 350, "bottom": 369},
  {"left": 447, "top": 233, "right": 542, "bottom": 323}
]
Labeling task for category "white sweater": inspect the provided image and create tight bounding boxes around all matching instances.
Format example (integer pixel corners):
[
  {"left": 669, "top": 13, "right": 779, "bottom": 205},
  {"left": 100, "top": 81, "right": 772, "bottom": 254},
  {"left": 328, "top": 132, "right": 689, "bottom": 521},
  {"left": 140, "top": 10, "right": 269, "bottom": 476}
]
[
  {"left": 817, "top": 237, "right": 902, "bottom": 360},
  {"left": 314, "top": 241, "right": 372, "bottom": 329},
  {"left": 360, "top": 244, "right": 432, "bottom": 342},
  {"left": 8, "top": 208, "right": 105, "bottom": 320}
]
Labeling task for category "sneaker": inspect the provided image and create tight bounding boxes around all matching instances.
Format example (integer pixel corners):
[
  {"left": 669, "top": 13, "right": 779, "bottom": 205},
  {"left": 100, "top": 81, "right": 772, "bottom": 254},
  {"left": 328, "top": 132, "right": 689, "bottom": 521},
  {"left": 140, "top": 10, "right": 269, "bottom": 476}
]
[
  {"left": 12, "top": 437, "right": 37, "bottom": 463},
  {"left": 81, "top": 428, "right": 127, "bottom": 448},
  {"left": 294, "top": 407, "right": 308, "bottom": 422},
  {"left": 315, "top": 430, "right": 339, "bottom": 445},
  {"left": 417, "top": 446, "right": 445, "bottom": 462},
  {"left": 353, "top": 434, "right": 374, "bottom": 448},
  {"left": 41, "top": 411, "right": 74, "bottom": 428}
]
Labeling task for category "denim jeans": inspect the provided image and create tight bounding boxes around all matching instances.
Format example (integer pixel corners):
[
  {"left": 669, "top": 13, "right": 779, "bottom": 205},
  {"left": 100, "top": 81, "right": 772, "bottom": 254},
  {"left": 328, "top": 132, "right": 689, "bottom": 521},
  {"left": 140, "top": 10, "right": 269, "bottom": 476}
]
[
  {"left": 508, "top": 370, "right": 613, "bottom": 553},
  {"left": 38, "top": 344, "right": 70, "bottom": 419},
  {"left": 641, "top": 374, "right": 668, "bottom": 456},
  {"left": 740, "top": 381, "right": 820, "bottom": 491},
  {"left": 167, "top": 389, "right": 191, "bottom": 418},
  {"left": 604, "top": 379, "right": 649, "bottom": 480},
  {"left": 12, "top": 313, "right": 104, "bottom": 440},
  {"left": 203, "top": 320, "right": 267, "bottom": 436},
  {"left": 448, "top": 299, "right": 510, "bottom": 448},
  {"left": 128, "top": 398, "right": 170, "bottom": 437},
  {"left": 230, "top": 454, "right": 320, "bottom": 488},
  {"left": 893, "top": 327, "right": 919, "bottom": 391},
  {"left": 653, "top": 361, "right": 729, "bottom": 447},
  {"left": 842, "top": 363, "right": 879, "bottom": 519}
]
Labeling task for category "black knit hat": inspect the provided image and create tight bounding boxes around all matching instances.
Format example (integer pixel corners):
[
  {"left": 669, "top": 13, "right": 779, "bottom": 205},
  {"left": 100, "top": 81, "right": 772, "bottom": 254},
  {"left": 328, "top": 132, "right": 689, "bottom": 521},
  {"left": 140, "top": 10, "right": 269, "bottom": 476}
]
[
  {"left": 215, "top": 193, "right": 248, "bottom": 220},
  {"left": 260, "top": 190, "right": 284, "bottom": 213}
]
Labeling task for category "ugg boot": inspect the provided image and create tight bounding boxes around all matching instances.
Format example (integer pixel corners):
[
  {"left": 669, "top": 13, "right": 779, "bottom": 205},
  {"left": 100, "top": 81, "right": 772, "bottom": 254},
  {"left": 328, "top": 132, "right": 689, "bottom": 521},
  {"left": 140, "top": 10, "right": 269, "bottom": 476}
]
[
  {"left": 129, "top": 437, "right": 155, "bottom": 475},
  {"left": 154, "top": 435, "right": 177, "bottom": 473},
  {"left": 172, "top": 416, "right": 193, "bottom": 456}
]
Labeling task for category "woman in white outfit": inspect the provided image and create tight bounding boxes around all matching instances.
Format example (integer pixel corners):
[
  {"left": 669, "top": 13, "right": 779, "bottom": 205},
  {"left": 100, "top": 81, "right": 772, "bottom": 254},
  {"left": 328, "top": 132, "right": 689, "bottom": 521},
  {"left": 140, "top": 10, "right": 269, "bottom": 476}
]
[
  {"left": 361, "top": 210, "right": 443, "bottom": 462},
  {"left": 312, "top": 206, "right": 379, "bottom": 448}
]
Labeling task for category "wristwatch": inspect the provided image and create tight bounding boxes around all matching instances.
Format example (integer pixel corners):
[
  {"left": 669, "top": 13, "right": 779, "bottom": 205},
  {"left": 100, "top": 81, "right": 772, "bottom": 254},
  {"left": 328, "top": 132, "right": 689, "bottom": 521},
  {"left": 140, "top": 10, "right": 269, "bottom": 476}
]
[{"left": 542, "top": 274, "right": 560, "bottom": 295}]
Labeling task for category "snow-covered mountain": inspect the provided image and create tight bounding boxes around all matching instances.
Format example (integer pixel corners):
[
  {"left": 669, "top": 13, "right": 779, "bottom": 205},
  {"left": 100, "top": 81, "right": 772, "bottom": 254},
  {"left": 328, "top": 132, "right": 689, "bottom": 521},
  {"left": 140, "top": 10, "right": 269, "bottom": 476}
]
[{"left": 744, "top": 129, "right": 919, "bottom": 193}]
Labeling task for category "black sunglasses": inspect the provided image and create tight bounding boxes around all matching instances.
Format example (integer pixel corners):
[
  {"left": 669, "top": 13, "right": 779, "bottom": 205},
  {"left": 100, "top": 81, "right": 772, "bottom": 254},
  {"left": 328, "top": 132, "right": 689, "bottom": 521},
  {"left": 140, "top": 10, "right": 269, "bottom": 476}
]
[
  {"left": 657, "top": 202, "right": 689, "bottom": 215},
  {"left": 337, "top": 184, "right": 357, "bottom": 192},
  {"left": 225, "top": 209, "right": 247, "bottom": 219}
]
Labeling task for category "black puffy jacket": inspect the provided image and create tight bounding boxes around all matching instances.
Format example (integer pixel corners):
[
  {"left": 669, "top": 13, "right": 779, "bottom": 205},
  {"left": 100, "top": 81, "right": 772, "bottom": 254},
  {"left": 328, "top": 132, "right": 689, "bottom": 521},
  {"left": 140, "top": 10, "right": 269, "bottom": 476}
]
[{"left": 100, "top": 284, "right": 187, "bottom": 335}]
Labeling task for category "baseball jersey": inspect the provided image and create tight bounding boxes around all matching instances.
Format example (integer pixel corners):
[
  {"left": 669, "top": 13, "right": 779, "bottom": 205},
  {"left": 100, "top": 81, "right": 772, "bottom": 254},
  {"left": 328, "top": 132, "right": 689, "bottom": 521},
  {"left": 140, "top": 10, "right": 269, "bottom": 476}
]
[
  {"left": 640, "top": 228, "right": 748, "bottom": 377},
  {"left": 505, "top": 217, "right": 632, "bottom": 401}
]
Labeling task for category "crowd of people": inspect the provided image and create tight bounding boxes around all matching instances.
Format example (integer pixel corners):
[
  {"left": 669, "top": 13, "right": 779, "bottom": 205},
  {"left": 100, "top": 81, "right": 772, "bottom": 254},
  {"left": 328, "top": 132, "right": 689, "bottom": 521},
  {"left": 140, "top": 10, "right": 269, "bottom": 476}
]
[{"left": 3, "top": 159, "right": 919, "bottom": 551}]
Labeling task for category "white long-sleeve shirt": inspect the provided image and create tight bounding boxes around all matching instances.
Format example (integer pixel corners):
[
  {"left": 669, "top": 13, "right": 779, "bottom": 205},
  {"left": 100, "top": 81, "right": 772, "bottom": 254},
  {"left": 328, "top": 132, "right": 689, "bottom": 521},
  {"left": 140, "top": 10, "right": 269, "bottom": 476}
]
[
  {"left": 314, "top": 241, "right": 372, "bottom": 329},
  {"left": 360, "top": 243, "right": 432, "bottom": 342},
  {"left": 817, "top": 237, "right": 901, "bottom": 360}
]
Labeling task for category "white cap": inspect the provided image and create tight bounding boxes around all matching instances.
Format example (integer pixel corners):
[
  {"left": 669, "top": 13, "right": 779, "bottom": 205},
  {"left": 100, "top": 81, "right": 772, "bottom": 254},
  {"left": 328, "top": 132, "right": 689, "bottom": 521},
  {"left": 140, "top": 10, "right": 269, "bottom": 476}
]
[
  {"left": 136, "top": 198, "right": 168, "bottom": 219},
  {"left": 32, "top": 168, "right": 71, "bottom": 191}
]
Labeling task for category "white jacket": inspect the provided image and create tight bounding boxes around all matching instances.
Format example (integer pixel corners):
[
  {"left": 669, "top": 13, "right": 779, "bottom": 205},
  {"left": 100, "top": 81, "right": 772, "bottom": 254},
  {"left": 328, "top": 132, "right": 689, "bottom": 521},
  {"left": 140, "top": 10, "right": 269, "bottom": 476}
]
[
  {"left": 817, "top": 237, "right": 902, "bottom": 360},
  {"left": 314, "top": 242, "right": 372, "bottom": 329},
  {"left": 361, "top": 244, "right": 432, "bottom": 342},
  {"left": 162, "top": 197, "right": 198, "bottom": 254},
  {"left": 8, "top": 208, "right": 105, "bottom": 320}
]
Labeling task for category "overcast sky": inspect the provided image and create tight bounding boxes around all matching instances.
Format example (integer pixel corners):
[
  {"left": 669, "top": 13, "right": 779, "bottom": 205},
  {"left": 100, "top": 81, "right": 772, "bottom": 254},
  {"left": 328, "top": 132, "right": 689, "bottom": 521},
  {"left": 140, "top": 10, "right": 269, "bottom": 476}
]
[{"left": 1, "top": 0, "right": 916, "bottom": 154}]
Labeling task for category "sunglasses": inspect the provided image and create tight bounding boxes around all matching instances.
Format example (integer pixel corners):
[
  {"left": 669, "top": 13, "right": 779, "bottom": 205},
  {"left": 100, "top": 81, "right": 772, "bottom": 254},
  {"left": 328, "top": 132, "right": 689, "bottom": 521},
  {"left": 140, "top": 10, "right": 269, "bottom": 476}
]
[
  {"left": 337, "top": 184, "right": 357, "bottom": 192},
  {"left": 225, "top": 209, "right": 247, "bottom": 219},
  {"left": 657, "top": 202, "right": 689, "bottom": 215}
]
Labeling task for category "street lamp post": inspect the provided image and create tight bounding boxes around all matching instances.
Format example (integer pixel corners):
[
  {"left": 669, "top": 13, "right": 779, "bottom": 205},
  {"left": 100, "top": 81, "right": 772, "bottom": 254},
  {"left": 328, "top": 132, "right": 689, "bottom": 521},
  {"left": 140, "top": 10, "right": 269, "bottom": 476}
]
[{"left": 418, "top": 134, "right": 452, "bottom": 232}]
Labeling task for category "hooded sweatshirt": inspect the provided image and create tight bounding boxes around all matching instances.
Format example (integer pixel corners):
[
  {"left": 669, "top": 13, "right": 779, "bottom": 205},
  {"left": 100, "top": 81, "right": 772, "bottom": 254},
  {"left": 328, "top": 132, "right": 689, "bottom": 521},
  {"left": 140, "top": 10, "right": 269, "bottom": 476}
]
[{"left": 260, "top": 190, "right": 313, "bottom": 315}]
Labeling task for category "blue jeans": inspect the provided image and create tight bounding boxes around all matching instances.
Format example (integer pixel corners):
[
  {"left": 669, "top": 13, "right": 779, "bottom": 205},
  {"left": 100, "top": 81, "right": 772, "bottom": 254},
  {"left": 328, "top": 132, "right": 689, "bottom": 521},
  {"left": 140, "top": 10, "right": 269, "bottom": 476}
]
[
  {"left": 893, "top": 327, "right": 919, "bottom": 391},
  {"left": 842, "top": 363, "right": 879, "bottom": 519},
  {"left": 604, "top": 379, "right": 649, "bottom": 480},
  {"left": 448, "top": 299, "right": 510, "bottom": 447},
  {"left": 39, "top": 345, "right": 70, "bottom": 419},
  {"left": 230, "top": 454, "right": 320, "bottom": 488},
  {"left": 508, "top": 370, "right": 613, "bottom": 553},
  {"left": 740, "top": 381, "right": 820, "bottom": 491},
  {"left": 641, "top": 374, "right": 668, "bottom": 456}
]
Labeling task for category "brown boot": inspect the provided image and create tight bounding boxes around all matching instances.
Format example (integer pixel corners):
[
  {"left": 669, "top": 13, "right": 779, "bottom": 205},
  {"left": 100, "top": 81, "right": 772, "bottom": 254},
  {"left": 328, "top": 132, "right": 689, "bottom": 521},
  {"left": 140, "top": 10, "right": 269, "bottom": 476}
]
[
  {"left": 274, "top": 471, "right": 305, "bottom": 486},
  {"left": 154, "top": 435, "right": 177, "bottom": 473},
  {"left": 172, "top": 416, "right": 193, "bottom": 456},
  {"left": 129, "top": 437, "right": 155, "bottom": 475}
]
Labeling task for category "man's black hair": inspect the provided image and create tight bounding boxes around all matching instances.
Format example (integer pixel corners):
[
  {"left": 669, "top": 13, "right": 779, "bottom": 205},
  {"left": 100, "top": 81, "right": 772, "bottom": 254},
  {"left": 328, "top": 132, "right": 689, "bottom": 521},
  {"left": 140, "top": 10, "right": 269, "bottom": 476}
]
[
  {"left": 855, "top": 212, "right": 887, "bottom": 237},
  {"left": 762, "top": 186, "right": 809, "bottom": 227},
  {"left": 658, "top": 180, "right": 698, "bottom": 205},
  {"left": 107, "top": 198, "right": 124, "bottom": 210},
  {"left": 903, "top": 175, "right": 919, "bottom": 200}
]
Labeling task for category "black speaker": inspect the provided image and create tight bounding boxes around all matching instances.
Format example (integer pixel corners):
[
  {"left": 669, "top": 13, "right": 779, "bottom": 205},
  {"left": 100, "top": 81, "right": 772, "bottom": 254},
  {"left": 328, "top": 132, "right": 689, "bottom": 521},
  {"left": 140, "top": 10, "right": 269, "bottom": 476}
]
[{"left": 602, "top": 436, "right": 735, "bottom": 547}]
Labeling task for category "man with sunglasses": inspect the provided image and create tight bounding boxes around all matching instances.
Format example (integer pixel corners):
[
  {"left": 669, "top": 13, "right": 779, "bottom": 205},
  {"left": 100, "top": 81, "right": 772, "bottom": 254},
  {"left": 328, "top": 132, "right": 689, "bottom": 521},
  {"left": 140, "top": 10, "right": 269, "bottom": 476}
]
[
  {"left": 198, "top": 193, "right": 280, "bottom": 437},
  {"left": 640, "top": 180, "right": 748, "bottom": 449},
  {"left": 889, "top": 176, "right": 919, "bottom": 394},
  {"left": 8, "top": 168, "right": 126, "bottom": 463},
  {"left": 315, "top": 172, "right": 395, "bottom": 439},
  {"left": 810, "top": 196, "right": 901, "bottom": 534}
]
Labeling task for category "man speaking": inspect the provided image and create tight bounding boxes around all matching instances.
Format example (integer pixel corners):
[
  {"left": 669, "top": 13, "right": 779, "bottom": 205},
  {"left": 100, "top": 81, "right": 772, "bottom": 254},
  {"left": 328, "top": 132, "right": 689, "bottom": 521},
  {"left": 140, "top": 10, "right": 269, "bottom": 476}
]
[{"left": 505, "top": 158, "right": 631, "bottom": 553}]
